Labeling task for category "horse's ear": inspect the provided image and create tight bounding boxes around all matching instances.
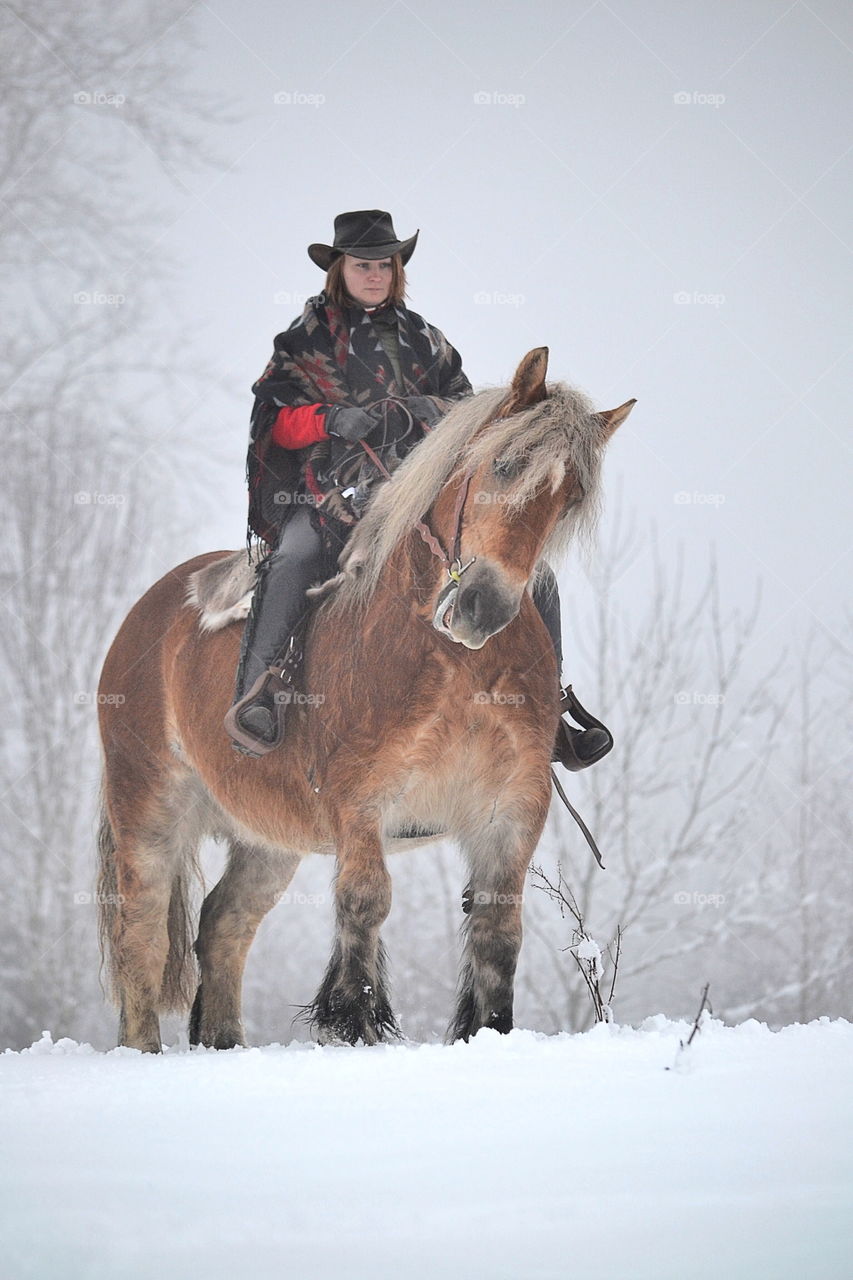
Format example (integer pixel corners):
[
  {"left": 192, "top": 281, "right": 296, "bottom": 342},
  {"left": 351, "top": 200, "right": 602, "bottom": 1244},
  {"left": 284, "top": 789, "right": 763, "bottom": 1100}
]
[
  {"left": 498, "top": 347, "right": 549, "bottom": 417},
  {"left": 595, "top": 398, "right": 636, "bottom": 440}
]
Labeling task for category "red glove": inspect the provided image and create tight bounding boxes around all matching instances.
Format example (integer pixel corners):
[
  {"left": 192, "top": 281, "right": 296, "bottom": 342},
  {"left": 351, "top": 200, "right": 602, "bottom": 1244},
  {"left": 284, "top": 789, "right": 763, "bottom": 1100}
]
[{"left": 270, "top": 404, "right": 330, "bottom": 449}]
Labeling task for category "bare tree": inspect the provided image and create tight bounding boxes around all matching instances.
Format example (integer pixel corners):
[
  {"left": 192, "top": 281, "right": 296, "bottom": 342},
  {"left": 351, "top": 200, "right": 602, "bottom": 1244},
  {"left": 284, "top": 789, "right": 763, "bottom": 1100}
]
[
  {"left": 0, "top": 1, "right": 228, "bottom": 1048},
  {"left": 720, "top": 624, "right": 852, "bottom": 1025},
  {"left": 514, "top": 513, "right": 789, "bottom": 1031}
]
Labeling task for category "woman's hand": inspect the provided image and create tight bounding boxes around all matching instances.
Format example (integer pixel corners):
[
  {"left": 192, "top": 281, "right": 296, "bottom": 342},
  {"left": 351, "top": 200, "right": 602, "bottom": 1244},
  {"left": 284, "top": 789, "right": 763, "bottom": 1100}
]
[
  {"left": 403, "top": 395, "right": 445, "bottom": 427},
  {"left": 325, "top": 405, "right": 376, "bottom": 443}
]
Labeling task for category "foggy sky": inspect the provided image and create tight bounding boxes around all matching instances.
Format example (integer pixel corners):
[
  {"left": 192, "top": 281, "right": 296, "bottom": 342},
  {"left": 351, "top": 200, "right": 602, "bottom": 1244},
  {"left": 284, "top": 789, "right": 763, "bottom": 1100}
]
[{"left": 123, "top": 0, "right": 851, "bottom": 660}]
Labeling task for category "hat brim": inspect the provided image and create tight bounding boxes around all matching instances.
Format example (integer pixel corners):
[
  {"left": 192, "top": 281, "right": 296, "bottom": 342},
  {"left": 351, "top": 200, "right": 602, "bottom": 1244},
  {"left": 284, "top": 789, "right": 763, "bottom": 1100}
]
[{"left": 308, "top": 230, "right": 418, "bottom": 271}]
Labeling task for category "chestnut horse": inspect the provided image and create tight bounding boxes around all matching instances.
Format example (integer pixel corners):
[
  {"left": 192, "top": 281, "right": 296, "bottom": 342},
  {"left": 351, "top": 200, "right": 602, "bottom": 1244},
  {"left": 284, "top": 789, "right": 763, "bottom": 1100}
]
[{"left": 96, "top": 348, "right": 633, "bottom": 1051}]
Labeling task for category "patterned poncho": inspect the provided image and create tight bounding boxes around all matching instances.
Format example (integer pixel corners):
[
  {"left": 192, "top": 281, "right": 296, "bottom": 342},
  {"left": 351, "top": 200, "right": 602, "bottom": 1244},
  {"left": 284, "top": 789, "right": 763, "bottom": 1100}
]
[{"left": 247, "top": 293, "right": 472, "bottom": 547}]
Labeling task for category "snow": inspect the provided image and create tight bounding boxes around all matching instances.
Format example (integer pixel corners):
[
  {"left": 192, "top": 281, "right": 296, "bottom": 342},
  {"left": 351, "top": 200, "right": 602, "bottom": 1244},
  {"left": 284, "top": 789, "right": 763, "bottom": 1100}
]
[
  {"left": 575, "top": 935, "right": 604, "bottom": 978},
  {"left": 2, "top": 1019, "right": 851, "bottom": 1280}
]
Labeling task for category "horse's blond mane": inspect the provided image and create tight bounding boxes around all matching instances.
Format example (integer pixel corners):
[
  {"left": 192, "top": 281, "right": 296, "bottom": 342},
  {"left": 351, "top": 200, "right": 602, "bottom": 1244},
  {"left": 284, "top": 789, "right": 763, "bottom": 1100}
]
[{"left": 329, "top": 382, "right": 606, "bottom": 610}]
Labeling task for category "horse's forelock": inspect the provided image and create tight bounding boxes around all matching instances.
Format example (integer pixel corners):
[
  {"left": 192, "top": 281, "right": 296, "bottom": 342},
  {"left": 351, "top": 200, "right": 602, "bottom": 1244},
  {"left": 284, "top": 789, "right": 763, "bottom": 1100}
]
[{"left": 332, "top": 382, "right": 605, "bottom": 609}]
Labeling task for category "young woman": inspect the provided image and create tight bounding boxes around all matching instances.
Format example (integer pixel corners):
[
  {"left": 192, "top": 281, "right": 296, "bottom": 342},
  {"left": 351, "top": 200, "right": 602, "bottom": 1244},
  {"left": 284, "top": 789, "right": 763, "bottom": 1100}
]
[{"left": 226, "top": 210, "right": 611, "bottom": 771}]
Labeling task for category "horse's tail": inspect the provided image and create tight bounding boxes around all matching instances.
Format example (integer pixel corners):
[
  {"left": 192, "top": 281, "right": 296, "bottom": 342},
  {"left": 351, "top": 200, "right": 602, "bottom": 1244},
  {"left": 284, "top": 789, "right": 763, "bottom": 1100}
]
[
  {"left": 96, "top": 789, "right": 200, "bottom": 1012},
  {"left": 160, "top": 842, "right": 199, "bottom": 1012},
  {"left": 96, "top": 792, "right": 121, "bottom": 1004}
]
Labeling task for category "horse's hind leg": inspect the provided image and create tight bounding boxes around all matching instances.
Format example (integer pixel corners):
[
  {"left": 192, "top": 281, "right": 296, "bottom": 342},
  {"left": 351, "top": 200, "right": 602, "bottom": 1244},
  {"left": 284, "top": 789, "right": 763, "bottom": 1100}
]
[
  {"left": 450, "top": 817, "right": 544, "bottom": 1042},
  {"left": 100, "top": 781, "right": 203, "bottom": 1053},
  {"left": 190, "top": 841, "right": 299, "bottom": 1050}
]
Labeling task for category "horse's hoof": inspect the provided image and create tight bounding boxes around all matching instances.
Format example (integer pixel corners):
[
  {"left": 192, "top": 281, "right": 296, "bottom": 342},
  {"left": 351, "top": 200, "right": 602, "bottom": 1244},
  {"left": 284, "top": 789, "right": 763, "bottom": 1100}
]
[{"left": 316, "top": 1025, "right": 350, "bottom": 1047}]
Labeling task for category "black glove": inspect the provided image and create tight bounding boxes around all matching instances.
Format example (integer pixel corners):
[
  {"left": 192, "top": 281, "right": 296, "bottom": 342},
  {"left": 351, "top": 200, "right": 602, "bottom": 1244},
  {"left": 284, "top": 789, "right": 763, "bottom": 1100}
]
[
  {"left": 325, "top": 405, "right": 375, "bottom": 443},
  {"left": 403, "top": 396, "right": 445, "bottom": 428}
]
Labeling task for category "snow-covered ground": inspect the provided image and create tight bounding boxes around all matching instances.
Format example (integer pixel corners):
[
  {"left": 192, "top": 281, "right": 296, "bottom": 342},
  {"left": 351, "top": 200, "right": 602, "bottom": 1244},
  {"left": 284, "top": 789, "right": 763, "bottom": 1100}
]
[{"left": 2, "top": 1018, "right": 851, "bottom": 1280}]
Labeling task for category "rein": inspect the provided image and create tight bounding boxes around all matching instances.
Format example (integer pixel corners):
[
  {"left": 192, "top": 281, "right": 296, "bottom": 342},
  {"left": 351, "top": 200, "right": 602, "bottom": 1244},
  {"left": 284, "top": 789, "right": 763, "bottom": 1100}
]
[{"left": 358, "top": 438, "right": 477, "bottom": 584}]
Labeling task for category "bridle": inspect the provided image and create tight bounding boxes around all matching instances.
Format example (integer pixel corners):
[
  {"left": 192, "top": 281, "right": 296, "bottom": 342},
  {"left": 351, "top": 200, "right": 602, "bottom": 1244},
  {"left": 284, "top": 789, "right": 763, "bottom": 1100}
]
[{"left": 358, "top": 437, "right": 477, "bottom": 636}]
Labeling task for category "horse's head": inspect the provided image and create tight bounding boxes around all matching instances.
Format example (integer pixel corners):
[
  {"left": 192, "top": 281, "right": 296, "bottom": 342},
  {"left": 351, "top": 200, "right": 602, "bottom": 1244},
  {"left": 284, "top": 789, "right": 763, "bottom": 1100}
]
[
  {"left": 328, "top": 350, "right": 634, "bottom": 639},
  {"left": 430, "top": 348, "right": 634, "bottom": 648}
]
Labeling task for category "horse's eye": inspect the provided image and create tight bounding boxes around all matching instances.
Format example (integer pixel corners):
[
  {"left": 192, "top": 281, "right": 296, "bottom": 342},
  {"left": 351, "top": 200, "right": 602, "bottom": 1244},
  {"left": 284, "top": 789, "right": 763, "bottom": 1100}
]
[{"left": 493, "top": 454, "right": 523, "bottom": 480}]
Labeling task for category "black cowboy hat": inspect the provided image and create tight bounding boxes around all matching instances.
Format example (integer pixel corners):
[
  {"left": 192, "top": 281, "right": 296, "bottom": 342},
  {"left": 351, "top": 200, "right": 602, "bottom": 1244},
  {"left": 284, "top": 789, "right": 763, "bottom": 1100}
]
[{"left": 308, "top": 209, "right": 419, "bottom": 271}]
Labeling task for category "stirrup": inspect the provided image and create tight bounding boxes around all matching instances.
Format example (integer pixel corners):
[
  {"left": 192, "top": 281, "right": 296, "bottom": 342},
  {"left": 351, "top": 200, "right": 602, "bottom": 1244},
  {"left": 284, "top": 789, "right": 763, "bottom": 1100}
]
[
  {"left": 554, "top": 684, "right": 614, "bottom": 771},
  {"left": 224, "top": 669, "right": 287, "bottom": 757},
  {"left": 224, "top": 625, "right": 307, "bottom": 757}
]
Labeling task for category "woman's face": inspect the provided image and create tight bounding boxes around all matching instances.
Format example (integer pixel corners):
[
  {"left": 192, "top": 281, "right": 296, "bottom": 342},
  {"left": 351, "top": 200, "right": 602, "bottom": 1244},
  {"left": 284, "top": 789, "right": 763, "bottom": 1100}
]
[{"left": 342, "top": 254, "right": 393, "bottom": 307}]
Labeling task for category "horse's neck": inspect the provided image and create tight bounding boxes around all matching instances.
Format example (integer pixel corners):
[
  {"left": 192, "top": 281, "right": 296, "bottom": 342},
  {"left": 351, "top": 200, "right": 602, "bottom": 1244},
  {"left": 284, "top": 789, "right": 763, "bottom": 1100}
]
[{"left": 370, "top": 529, "right": 441, "bottom": 621}]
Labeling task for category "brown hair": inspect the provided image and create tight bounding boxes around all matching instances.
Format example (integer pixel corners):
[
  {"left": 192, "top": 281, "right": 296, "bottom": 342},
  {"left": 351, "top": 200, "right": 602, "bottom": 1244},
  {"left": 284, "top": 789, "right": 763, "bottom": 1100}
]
[{"left": 324, "top": 253, "right": 407, "bottom": 308}]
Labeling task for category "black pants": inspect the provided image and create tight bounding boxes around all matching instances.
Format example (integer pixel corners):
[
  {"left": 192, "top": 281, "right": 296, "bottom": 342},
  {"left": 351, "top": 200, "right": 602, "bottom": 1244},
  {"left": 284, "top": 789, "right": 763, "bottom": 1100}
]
[{"left": 235, "top": 508, "right": 563, "bottom": 698}]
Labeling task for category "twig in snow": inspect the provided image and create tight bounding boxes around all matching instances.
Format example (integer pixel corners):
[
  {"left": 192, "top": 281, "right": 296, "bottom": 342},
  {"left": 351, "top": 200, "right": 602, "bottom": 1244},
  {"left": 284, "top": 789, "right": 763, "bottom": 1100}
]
[
  {"left": 667, "top": 983, "right": 713, "bottom": 1070},
  {"left": 529, "top": 864, "right": 623, "bottom": 1024}
]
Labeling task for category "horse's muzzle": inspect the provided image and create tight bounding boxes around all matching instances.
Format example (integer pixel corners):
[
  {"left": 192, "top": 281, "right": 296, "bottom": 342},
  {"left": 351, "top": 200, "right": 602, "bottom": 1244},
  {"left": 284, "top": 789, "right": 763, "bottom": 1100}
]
[{"left": 436, "top": 563, "right": 520, "bottom": 649}]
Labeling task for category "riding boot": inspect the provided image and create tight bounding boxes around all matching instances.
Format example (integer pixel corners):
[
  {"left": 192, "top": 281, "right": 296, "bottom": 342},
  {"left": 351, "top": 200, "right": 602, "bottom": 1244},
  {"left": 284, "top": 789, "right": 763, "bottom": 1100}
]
[
  {"left": 224, "top": 507, "right": 324, "bottom": 756},
  {"left": 532, "top": 568, "right": 614, "bottom": 770}
]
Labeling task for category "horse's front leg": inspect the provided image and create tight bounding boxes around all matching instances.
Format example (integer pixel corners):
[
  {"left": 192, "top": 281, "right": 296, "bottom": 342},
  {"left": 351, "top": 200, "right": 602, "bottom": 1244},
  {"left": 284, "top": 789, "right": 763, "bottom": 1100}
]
[
  {"left": 450, "top": 818, "right": 543, "bottom": 1042},
  {"left": 309, "top": 819, "right": 397, "bottom": 1045}
]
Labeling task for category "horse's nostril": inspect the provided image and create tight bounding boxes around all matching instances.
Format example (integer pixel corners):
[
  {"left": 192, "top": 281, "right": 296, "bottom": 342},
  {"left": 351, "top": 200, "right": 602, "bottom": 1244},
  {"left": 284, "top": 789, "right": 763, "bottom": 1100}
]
[{"left": 461, "top": 587, "right": 481, "bottom": 625}]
